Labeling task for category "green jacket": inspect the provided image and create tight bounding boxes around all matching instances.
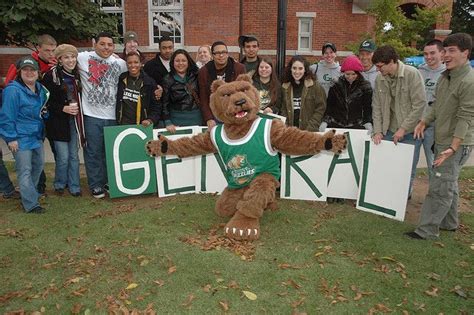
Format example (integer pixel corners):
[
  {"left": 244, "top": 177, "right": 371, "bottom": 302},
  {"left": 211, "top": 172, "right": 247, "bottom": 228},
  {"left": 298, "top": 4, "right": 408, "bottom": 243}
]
[
  {"left": 372, "top": 61, "right": 426, "bottom": 134},
  {"left": 281, "top": 78, "right": 326, "bottom": 131},
  {"left": 424, "top": 61, "right": 474, "bottom": 145}
]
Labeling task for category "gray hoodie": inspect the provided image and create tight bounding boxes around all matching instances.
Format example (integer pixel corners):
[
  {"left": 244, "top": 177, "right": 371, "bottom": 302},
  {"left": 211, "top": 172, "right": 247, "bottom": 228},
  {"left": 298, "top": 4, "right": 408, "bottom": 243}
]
[
  {"left": 361, "top": 65, "right": 378, "bottom": 90},
  {"left": 310, "top": 60, "right": 341, "bottom": 96},
  {"left": 418, "top": 63, "right": 446, "bottom": 104}
]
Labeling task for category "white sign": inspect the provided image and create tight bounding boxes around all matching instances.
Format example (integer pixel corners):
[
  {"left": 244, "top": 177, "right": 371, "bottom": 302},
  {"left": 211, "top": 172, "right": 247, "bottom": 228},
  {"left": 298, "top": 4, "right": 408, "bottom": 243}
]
[{"left": 356, "top": 140, "right": 414, "bottom": 221}]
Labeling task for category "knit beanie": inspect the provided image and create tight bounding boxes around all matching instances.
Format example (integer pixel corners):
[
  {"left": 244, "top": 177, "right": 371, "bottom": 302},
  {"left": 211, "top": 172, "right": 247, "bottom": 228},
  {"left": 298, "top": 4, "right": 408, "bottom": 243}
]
[
  {"left": 341, "top": 55, "right": 364, "bottom": 72},
  {"left": 55, "top": 44, "right": 78, "bottom": 59}
]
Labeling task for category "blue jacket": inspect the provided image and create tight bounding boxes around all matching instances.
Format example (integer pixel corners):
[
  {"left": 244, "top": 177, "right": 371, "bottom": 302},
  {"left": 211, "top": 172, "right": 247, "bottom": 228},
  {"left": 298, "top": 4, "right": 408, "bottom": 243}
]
[{"left": 0, "top": 80, "right": 49, "bottom": 151}]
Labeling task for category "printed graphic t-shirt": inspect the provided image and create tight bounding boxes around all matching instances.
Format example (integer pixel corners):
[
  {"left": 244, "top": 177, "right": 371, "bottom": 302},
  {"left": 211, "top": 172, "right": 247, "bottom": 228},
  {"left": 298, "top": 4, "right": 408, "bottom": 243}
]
[{"left": 77, "top": 51, "right": 127, "bottom": 120}]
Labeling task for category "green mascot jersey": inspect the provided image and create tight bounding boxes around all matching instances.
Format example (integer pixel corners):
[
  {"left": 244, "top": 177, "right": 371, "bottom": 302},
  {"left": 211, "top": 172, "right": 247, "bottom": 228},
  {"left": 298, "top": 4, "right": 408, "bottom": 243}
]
[{"left": 210, "top": 117, "right": 280, "bottom": 189}]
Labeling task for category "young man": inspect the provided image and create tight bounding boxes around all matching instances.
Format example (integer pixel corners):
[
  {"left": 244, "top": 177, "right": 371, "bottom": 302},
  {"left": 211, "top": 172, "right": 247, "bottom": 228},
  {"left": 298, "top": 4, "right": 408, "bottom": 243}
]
[
  {"left": 414, "top": 39, "right": 446, "bottom": 180},
  {"left": 309, "top": 42, "right": 341, "bottom": 96},
  {"left": 407, "top": 33, "right": 473, "bottom": 240},
  {"left": 238, "top": 34, "right": 261, "bottom": 75},
  {"left": 144, "top": 36, "right": 174, "bottom": 87},
  {"left": 371, "top": 45, "right": 426, "bottom": 198},
  {"left": 120, "top": 31, "right": 144, "bottom": 63},
  {"left": 358, "top": 39, "right": 378, "bottom": 89},
  {"left": 198, "top": 41, "right": 246, "bottom": 128},
  {"left": 77, "top": 32, "right": 127, "bottom": 198}
]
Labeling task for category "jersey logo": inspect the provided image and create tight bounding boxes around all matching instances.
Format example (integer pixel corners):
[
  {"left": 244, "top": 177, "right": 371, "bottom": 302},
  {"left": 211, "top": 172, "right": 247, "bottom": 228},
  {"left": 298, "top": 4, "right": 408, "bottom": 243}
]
[{"left": 227, "top": 154, "right": 256, "bottom": 185}]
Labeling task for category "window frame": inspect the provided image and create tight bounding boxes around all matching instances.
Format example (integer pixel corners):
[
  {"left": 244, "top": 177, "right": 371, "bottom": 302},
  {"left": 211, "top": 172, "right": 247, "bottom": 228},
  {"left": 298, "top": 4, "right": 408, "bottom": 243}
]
[
  {"left": 298, "top": 17, "right": 313, "bottom": 52},
  {"left": 149, "top": 0, "right": 184, "bottom": 47},
  {"left": 92, "top": 0, "right": 125, "bottom": 43}
]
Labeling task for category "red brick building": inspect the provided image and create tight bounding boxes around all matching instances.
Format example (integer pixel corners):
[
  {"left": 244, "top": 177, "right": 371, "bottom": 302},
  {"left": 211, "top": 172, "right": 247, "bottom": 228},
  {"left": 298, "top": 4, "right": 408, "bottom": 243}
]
[{"left": 0, "top": 0, "right": 453, "bottom": 80}]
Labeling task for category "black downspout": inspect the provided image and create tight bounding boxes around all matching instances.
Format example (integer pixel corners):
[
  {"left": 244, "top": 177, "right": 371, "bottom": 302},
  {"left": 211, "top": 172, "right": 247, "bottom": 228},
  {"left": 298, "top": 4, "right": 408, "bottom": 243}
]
[
  {"left": 276, "top": 0, "right": 287, "bottom": 78},
  {"left": 239, "top": 0, "right": 243, "bottom": 59}
]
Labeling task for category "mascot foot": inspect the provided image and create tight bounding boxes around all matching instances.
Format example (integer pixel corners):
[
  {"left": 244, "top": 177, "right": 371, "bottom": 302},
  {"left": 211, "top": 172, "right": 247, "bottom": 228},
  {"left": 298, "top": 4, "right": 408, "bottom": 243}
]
[
  {"left": 145, "top": 135, "right": 168, "bottom": 157},
  {"left": 224, "top": 211, "right": 260, "bottom": 241},
  {"left": 323, "top": 130, "right": 347, "bottom": 154}
]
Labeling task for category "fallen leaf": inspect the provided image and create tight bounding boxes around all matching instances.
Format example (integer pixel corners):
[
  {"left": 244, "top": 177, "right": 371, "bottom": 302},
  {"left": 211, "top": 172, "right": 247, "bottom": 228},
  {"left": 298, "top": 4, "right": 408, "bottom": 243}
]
[
  {"left": 433, "top": 242, "right": 445, "bottom": 248},
  {"left": 181, "top": 294, "right": 195, "bottom": 308},
  {"left": 202, "top": 284, "right": 212, "bottom": 292},
  {"left": 451, "top": 285, "right": 467, "bottom": 299},
  {"left": 219, "top": 300, "right": 229, "bottom": 311},
  {"left": 153, "top": 279, "right": 164, "bottom": 287},
  {"left": 71, "top": 303, "right": 82, "bottom": 314},
  {"left": 140, "top": 259, "right": 149, "bottom": 266},
  {"left": 426, "top": 272, "right": 441, "bottom": 281},
  {"left": 242, "top": 290, "right": 257, "bottom": 300},
  {"left": 126, "top": 283, "right": 138, "bottom": 290},
  {"left": 168, "top": 266, "right": 177, "bottom": 274},
  {"left": 424, "top": 286, "right": 439, "bottom": 297},
  {"left": 470, "top": 244, "right": 474, "bottom": 251},
  {"left": 291, "top": 297, "right": 305, "bottom": 308}
]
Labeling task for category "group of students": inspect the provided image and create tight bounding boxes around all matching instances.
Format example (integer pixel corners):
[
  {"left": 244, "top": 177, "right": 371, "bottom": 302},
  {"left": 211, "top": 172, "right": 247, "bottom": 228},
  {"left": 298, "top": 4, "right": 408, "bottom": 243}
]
[{"left": 0, "top": 31, "right": 472, "bottom": 243}]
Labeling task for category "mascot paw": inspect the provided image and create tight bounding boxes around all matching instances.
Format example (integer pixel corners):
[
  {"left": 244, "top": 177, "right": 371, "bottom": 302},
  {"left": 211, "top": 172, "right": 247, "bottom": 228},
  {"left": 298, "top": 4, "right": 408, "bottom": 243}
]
[
  {"left": 145, "top": 135, "right": 168, "bottom": 157},
  {"left": 323, "top": 130, "right": 347, "bottom": 154},
  {"left": 224, "top": 212, "right": 260, "bottom": 241}
]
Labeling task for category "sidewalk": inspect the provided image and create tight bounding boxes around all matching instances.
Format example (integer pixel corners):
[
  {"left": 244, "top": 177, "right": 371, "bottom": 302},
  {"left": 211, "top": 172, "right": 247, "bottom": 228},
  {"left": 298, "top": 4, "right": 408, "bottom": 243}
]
[{"left": 1, "top": 139, "right": 473, "bottom": 167}]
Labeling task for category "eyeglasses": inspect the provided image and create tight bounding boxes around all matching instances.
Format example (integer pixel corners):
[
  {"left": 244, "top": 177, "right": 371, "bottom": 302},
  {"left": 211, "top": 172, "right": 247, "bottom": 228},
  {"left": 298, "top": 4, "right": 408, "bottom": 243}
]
[{"left": 212, "top": 50, "right": 228, "bottom": 56}]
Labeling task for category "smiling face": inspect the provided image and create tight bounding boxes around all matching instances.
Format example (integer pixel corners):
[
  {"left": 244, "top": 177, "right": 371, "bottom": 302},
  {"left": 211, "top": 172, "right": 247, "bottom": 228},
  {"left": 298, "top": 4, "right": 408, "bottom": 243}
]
[
  {"left": 197, "top": 46, "right": 211, "bottom": 64},
  {"left": 243, "top": 40, "right": 259, "bottom": 61},
  {"left": 375, "top": 60, "right": 398, "bottom": 77},
  {"left": 323, "top": 47, "right": 336, "bottom": 64},
  {"left": 210, "top": 75, "right": 259, "bottom": 125},
  {"left": 423, "top": 44, "right": 444, "bottom": 69},
  {"left": 59, "top": 52, "right": 77, "bottom": 72},
  {"left": 126, "top": 54, "right": 141, "bottom": 77},
  {"left": 20, "top": 66, "right": 39, "bottom": 86},
  {"left": 212, "top": 44, "right": 229, "bottom": 69},
  {"left": 159, "top": 40, "right": 174, "bottom": 61},
  {"left": 359, "top": 50, "right": 374, "bottom": 70},
  {"left": 95, "top": 36, "right": 115, "bottom": 59},
  {"left": 258, "top": 60, "right": 272, "bottom": 81},
  {"left": 291, "top": 60, "right": 305, "bottom": 82},
  {"left": 173, "top": 53, "right": 189, "bottom": 76},
  {"left": 443, "top": 45, "right": 468, "bottom": 70},
  {"left": 344, "top": 70, "right": 358, "bottom": 84},
  {"left": 125, "top": 40, "right": 139, "bottom": 54}
]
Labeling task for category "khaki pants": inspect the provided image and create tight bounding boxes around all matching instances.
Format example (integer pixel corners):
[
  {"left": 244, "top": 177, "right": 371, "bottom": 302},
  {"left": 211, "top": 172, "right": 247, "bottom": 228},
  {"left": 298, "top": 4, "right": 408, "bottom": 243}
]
[{"left": 415, "top": 144, "right": 472, "bottom": 239}]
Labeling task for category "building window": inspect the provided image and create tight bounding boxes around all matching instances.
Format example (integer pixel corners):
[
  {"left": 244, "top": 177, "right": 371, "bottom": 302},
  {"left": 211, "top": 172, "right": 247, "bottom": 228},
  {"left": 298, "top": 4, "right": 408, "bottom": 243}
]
[
  {"left": 150, "top": 0, "right": 183, "bottom": 45},
  {"left": 93, "top": 0, "right": 125, "bottom": 42},
  {"left": 298, "top": 18, "right": 313, "bottom": 51}
]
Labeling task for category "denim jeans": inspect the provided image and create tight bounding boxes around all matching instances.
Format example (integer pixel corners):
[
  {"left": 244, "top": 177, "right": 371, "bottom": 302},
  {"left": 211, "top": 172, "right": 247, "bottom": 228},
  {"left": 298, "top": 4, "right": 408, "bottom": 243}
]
[
  {"left": 83, "top": 115, "right": 116, "bottom": 190},
  {"left": 13, "top": 144, "right": 44, "bottom": 212},
  {"left": 37, "top": 138, "right": 55, "bottom": 193},
  {"left": 383, "top": 130, "right": 421, "bottom": 196},
  {"left": 414, "top": 126, "right": 434, "bottom": 180},
  {"left": 53, "top": 118, "right": 81, "bottom": 194},
  {"left": 0, "top": 147, "right": 15, "bottom": 195}
]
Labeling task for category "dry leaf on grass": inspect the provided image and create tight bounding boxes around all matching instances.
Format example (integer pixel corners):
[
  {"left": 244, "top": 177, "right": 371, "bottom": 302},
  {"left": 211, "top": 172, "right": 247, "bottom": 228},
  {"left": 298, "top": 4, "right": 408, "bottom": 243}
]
[
  {"left": 219, "top": 300, "right": 230, "bottom": 311},
  {"left": 168, "top": 265, "right": 177, "bottom": 274},
  {"left": 424, "top": 286, "right": 439, "bottom": 297},
  {"left": 242, "top": 290, "right": 257, "bottom": 300},
  {"left": 182, "top": 294, "right": 195, "bottom": 308},
  {"left": 450, "top": 285, "right": 467, "bottom": 299},
  {"left": 126, "top": 283, "right": 138, "bottom": 290}
]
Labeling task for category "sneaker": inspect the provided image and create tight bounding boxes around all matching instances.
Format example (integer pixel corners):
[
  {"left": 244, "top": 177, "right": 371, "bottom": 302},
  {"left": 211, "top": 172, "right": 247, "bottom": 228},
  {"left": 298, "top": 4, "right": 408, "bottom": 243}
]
[
  {"left": 103, "top": 184, "right": 109, "bottom": 193},
  {"left": 404, "top": 231, "right": 425, "bottom": 240},
  {"left": 28, "top": 206, "right": 46, "bottom": 214},
  {"left": 3, "top": 190, "right": 21, "bottom": 199},
  {"left": 91, "top": 187, "right": 105, "bottom": 199},
  {"left": 70, "top": 191, "right": 82, "bottom": 197}
]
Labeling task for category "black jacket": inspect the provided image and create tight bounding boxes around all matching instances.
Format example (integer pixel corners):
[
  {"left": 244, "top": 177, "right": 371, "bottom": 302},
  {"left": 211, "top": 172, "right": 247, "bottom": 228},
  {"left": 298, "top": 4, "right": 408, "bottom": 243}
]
[
  {"left": 116, "top": 71, "right": 161, "bottom": 125},
  {"left": 161, "top": 72, "right": 200, "bottom": 118},
  {"left": 323, "top": 75, "right": 372, "bottom": 129},
  {"left": 143, "top": 53, "right": 169, "bottom": 87},
  {"left": 42, "top": 67, "right": 82, "bottom": 141}
]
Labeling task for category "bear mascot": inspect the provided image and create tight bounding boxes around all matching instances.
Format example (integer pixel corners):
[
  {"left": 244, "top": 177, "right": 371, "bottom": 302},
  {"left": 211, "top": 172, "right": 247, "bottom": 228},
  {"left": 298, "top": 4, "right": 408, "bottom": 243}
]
[{"left": 146, "top": 74, "right": 346, "bottom": 241}]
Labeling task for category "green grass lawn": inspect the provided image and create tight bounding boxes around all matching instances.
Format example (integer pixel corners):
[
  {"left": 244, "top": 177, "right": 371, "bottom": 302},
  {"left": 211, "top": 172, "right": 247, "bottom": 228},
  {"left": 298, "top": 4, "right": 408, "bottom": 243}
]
[{"left": 1, "top": 164, "right": 473, "bottom": 314}]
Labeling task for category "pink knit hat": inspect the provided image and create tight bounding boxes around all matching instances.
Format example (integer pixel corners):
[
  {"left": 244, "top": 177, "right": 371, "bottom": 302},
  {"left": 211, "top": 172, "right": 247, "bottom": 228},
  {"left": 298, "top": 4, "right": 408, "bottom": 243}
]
[{"left": 341, "top": 55, "right": 364, "bottom": 72}]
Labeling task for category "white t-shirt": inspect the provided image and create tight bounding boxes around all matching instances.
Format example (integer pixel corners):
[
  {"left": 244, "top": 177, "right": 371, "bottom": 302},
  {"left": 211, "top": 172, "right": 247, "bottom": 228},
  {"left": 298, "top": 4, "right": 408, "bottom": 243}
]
[{"left": 77, "top": 51, "right": 127, "bottom": 120}]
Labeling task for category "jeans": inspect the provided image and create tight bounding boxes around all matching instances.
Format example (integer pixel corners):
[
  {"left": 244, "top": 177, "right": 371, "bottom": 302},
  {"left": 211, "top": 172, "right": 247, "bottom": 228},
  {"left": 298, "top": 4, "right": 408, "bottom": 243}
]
[
  {"left": 37, "top": 138, "right": 56, "bottom": 193},
  {"left": 383, "top": 130, "right": 421, "bottom": 196},
  {"left": 53, "top": 119, "right": 81, "bottom": 194},
  {"left": 83, "top": 115, "right": 115, "bottom": 190},
  {"left": 13, "top": 144, "right": 44, "bottom": 212},
  {"left": 0, "top": 147, "right": 15, "bottom": 195},
  {"left": 422, "top": 125, "right": 435, "bottom": 180}
]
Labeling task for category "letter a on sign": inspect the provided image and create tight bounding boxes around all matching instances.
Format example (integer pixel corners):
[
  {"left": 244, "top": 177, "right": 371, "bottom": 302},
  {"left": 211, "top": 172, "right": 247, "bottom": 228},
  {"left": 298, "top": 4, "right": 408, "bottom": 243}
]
[{"left": 104, "top": 125, "right": 157, "bottom": 198}]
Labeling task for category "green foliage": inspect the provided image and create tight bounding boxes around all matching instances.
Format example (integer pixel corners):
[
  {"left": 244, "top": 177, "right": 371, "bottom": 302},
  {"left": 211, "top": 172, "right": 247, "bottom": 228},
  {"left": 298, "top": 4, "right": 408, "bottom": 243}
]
[
  {"left": 0, "top": 0, "right": 119, "bottom": 47},
  {"left": 346, "top": 0, "right": 448, "bottom": 58},
  {"left": 450, "top": 0, "right": 474, "bottom": 36}
]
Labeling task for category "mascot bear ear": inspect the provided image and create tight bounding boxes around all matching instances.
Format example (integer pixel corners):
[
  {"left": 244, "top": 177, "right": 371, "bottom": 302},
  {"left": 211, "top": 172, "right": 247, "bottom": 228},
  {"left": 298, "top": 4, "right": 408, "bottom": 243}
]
[
  {"left": 236, "top": 74, "right": 252, "bottom": 83},
  {"left": 211, "top": 79, "right": 226, "bottom": 93}
]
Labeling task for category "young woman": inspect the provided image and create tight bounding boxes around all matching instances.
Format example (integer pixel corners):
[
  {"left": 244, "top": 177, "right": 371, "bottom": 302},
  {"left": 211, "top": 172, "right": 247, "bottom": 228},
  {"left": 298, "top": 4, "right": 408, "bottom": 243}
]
[
  {"left": 252, "top": 57, "right": 282, "bottom": 114},
  {"left": 0, "top": 57, "right": 49, "bottom": 213},
  {"left": 310, "top": 43, "right": 342, "bottom": 96},
  {"left": 280, "top": 55, "right": 326, "bottom": 131},
  {"left": 161, "top": 49, "right": 202, "bottom": 133},
  {"left": 195, "top": 45, "right": 212, "bottom": 68},
  {"left": 116, "top": 51, "right": 161, "bottom": 126},
  {"left": 320, "top": 55, "right": 373, "bottom": 132},
  {"left": 43, "top": 44, "right": 85, "bottom": 197}
]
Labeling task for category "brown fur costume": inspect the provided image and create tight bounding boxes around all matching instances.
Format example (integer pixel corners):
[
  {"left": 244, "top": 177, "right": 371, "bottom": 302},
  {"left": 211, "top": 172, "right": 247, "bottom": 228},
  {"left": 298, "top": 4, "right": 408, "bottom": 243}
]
[{"left": 146, "top": 75, "right": 346, "bottom": 241}]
